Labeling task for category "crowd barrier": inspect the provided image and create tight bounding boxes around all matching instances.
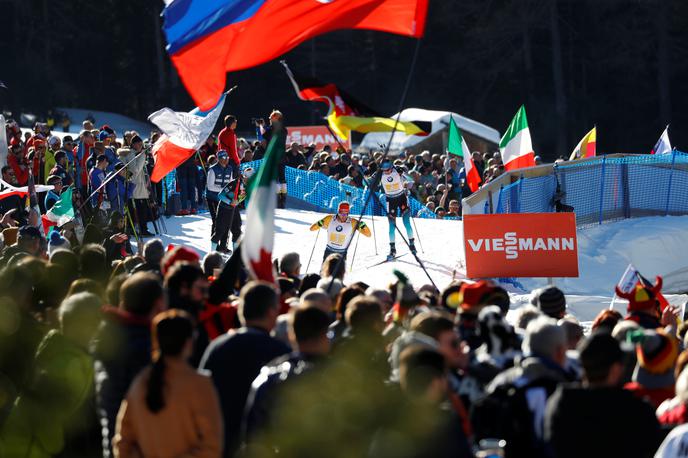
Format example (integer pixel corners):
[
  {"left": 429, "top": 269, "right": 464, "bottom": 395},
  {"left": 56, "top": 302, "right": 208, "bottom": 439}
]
[
  {"left": 163, "top": 159, "right": 452, "bottom": 219},
  {"left": 493, "top": 151, "right": 688, "bottom": 227}
]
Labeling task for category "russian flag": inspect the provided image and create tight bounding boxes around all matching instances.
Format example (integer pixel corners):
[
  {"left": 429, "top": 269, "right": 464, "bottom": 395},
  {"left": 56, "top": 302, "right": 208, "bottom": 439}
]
[
  {"left": 148, "top": 93, "right": 226, "bottom": 182},
  {"left": 163, "top": 0, "right": 429, "bottom": 110}
]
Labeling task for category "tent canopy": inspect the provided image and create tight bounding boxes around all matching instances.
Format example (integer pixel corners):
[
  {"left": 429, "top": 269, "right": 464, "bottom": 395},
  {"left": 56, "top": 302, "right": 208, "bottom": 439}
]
[{"left": 358, "top": 108, "right": 500, "bottom": 151}]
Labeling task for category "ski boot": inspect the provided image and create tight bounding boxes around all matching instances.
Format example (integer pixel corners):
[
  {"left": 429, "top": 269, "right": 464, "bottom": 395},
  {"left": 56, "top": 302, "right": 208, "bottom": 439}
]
[
  {"left": 386, "top": 243, "right": 397, "bottom": 262},
  {"left": 409, "top": 238, "right": 417, "bottom": 255}
]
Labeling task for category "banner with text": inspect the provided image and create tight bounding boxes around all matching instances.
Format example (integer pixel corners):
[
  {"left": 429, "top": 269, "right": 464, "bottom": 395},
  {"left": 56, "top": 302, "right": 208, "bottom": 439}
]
[
  {"left": 286, "top": 125, "right": 350, "bottom": 151},
  {"left": 463, "top": 213, "right": 579, "bottom": 278}
]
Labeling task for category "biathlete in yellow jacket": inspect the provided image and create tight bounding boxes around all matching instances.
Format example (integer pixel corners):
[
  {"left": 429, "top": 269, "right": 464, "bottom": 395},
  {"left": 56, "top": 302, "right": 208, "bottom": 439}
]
[{"left": 310, "top": 201, "right": 371, "bottom": 261}]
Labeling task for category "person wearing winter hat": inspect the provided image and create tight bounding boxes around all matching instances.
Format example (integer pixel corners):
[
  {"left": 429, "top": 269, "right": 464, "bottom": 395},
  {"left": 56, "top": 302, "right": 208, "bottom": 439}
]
[
  {"left": 531, "top": 286, "right": 567, "bottom": 319},
  {"left": 161, "top": 245, "right": 201, "bottom": 276},
  {"left": 544, "top": 332, "right": 662, "bottom": 458},
  {"left": 44, "top": 135, "right": 61, "bottom": 179},
  {"left": 624, "top": 328, "right": 679, "bottom": 408},
  {"left": 454, "top": 280, "right": 505, "bottom": 350},
  {"left": 309, "top": 201, "right": 371, "bottom": 262},
  {"left": 616, "top": 275, "right": 666, "bottom": 329},
  {"left": 47, "top": 230, "right": 71, "bottom": 256}
]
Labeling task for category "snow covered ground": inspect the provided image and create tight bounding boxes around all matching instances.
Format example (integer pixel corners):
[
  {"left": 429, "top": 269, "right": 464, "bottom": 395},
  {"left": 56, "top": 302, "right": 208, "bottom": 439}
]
[{"left": 156, "top": 210, "right": 688, "bottom": 325}]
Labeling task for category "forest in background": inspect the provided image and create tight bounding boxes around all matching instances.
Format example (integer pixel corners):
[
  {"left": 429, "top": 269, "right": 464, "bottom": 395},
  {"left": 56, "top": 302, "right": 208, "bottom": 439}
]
[{"left": 1, "top": 0, "right": 687, "bottom": 160}]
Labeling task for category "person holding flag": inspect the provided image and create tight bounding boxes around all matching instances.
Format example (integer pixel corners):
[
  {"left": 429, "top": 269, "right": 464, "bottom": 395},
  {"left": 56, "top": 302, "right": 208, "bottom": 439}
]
[
  {"left": 309, "top": 201, "right": 371, "bottom": 262},
  {"left": 377, "top": 160, "right": 416, "bottom": 261},
  {"left": 613, "top": 266, "right": 674, "bottom": 329},
  {"left": 206, "top": 150, "right": 237, "bottom": 253}
]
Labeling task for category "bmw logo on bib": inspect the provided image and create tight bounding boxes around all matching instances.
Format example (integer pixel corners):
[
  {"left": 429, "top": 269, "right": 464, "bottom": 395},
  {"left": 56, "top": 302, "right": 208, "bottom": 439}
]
[
  {"left": 387, "top": 177, "right": 393, "bottom": 182},
  {"left": 336, "top": 225, "right": 343, "bottom": 232}
]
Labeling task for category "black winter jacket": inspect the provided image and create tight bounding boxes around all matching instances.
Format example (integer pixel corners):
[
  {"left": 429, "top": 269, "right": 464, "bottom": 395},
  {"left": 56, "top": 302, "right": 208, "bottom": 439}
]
[{"left": 91, "top": 306, "right": 152, "bottom": 458}]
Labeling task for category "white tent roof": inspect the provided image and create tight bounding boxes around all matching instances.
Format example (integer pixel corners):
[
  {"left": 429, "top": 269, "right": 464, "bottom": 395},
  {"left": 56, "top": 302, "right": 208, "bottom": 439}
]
[{"left": 358, "top": 108, "right": 500, "bottom": 151}]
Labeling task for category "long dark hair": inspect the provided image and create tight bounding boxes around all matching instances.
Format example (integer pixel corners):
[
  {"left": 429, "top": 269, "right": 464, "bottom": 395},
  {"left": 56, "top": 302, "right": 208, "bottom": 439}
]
[{"left": 146, "top": 310, "right": 194, "bottom": 413}]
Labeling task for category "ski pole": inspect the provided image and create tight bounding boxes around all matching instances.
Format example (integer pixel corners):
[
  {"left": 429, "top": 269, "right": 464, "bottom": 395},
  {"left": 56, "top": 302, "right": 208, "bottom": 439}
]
[
  {"left": 410, "top": 215, "right": 425, "bottom": 253},
  {"left": 349, "top": 226, "right": 361, "bottom": 272},
  {"left": 305, "top": 229, "right": 320, "bottom": 274},
  {"left": 367, "top": 192, "right": 378, "bottom": 255}
]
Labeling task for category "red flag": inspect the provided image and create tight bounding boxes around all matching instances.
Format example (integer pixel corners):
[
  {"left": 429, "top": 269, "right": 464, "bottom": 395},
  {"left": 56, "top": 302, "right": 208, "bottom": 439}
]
[{"left": 164, "top": 0, "right": 429, "bottom": 110}]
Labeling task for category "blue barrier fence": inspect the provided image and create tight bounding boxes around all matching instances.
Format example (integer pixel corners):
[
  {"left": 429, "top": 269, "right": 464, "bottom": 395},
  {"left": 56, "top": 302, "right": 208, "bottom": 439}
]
[
  {"left": 165, "top": 159, "right": 447, "bottom": 219},
  {"left": 494, "top": 151, "right": 688, "bottom": 227}
]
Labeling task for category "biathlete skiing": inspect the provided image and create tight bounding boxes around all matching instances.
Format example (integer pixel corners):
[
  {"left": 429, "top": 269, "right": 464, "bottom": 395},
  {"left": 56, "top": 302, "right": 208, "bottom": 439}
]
[
  {"left": 310, "top": 201, "right": 371, "bottom": 261},
  {"left": 378, "top": 159, "right": 416, "bottom": 261}
]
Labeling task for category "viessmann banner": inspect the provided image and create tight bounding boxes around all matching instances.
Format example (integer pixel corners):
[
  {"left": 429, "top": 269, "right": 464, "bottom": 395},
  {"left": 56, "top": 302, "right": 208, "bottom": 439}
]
[
  {"left": 463, "top": 213, "right": 579, "bottom": 278},
  {"left": 286, "top": 126, "right": 351, "bottom": 151}
]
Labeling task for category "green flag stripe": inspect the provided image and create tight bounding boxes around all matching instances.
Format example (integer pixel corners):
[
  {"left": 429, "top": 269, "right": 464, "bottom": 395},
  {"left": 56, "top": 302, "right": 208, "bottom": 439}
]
[
  {"left": 447, "top": 116, "right": 464, "bottom": 157},
  {"left": 499, "top": 105, "right": 529, "bottom": 148}
]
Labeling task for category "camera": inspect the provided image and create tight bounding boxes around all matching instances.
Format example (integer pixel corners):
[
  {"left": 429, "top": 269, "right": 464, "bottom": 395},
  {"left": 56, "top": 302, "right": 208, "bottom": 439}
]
[{"left": 251, "top": 118, "right": 265, "bottom": 126}]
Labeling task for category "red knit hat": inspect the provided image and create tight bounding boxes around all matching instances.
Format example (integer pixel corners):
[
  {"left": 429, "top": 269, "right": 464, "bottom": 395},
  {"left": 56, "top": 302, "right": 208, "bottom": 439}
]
[
  {"left": 337, "top": 201, "right": 350, "bottom": 214},
  {"left": 161, "top": 245, "right": 200, "bottom": 275},
  {"left": 615, "top": 276, "right": 663, "bottom": 313}
]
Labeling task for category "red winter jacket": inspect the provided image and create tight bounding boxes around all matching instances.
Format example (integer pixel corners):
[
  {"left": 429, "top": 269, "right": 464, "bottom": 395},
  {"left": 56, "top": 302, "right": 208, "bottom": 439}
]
[
  {"left": 7, "top": 153, "right": 29, "bottom": 185},
  {"left": 218, "top": 127, "right": 240, "bottom": 165}
]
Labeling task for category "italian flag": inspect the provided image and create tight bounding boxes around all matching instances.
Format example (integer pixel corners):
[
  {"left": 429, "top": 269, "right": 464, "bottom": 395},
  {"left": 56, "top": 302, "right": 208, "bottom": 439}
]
[
  {"left": 500, "top": 105, "right": 535, "bottom": 171},
  {"left": 569, "top": 127, "right": 597, "bottom": 161},
  {"left": 42, "top": 187, "right": 74, "bottom": 232},
  {"left": 447, "top": 115, "right": 481, "bottom": 192},
  {"left": 241, "top": 125, "right": 287, "bottom": 283}
]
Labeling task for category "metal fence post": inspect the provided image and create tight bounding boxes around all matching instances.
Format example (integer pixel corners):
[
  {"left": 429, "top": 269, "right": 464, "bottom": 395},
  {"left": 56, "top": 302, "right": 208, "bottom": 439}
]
[
  {"left": 665, "top": 150, "right": 677, "bottom": 216},
  {"left": 598, "top": 156, "right": 607, "bottom": 225}
]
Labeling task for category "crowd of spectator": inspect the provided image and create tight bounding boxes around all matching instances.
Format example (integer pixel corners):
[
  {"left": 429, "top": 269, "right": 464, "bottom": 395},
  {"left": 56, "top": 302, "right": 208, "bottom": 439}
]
[
  {"left": 4, "top": 113, "right": 688, "bottom": 458},
  {"left": 0, "top": 231, "right": 686, "bottom": 458}
]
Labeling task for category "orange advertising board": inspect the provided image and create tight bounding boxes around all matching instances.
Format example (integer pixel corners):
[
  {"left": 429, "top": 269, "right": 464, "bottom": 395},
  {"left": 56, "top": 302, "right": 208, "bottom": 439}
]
[
  {"left": 463, "top": 213, "right": 579, "bottom": 278},
  {"left": 286, "top": 126, "right": 351, "bottom": 151}
]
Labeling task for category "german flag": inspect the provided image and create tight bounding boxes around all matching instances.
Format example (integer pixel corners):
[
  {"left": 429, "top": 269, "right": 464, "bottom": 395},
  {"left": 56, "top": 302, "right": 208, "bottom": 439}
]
[{"left": 282, "top": 61, "right": 430, "bottom": 141}]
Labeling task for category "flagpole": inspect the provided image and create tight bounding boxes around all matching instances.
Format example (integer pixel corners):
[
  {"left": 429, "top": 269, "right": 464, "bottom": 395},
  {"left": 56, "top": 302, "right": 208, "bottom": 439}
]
[{"left": 321, "top": 38, "right": 439, "bottom": 292}]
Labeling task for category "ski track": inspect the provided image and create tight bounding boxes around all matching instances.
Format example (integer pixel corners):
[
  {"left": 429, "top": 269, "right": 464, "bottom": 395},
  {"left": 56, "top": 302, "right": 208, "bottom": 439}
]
[{"left": 157, "top": 209, "right": 688, "bottom": 324}]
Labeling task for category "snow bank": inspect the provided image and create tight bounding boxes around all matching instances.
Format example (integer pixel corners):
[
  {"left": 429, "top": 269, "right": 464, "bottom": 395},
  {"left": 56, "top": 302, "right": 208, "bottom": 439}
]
[{"left": 519, "top": 215, "right": 688, "bottom": 295}]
